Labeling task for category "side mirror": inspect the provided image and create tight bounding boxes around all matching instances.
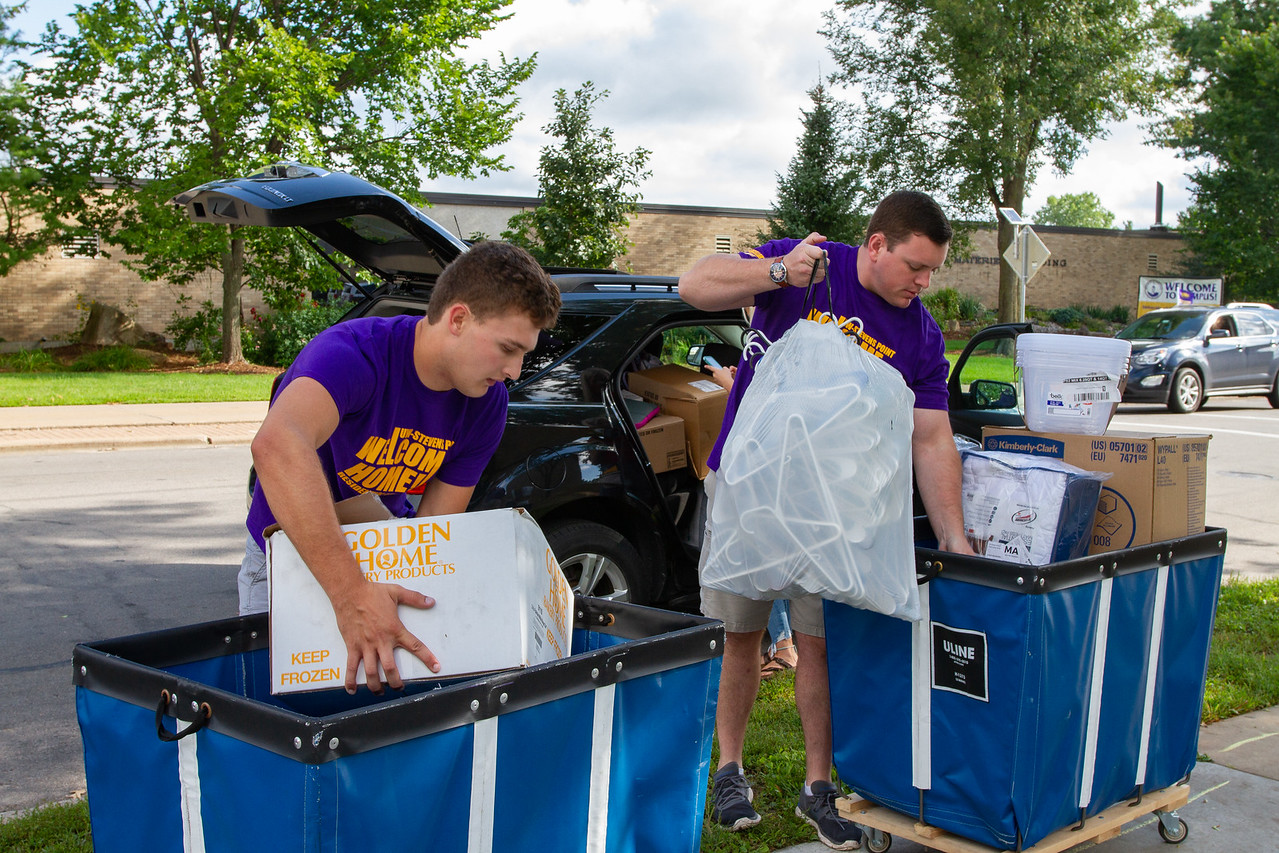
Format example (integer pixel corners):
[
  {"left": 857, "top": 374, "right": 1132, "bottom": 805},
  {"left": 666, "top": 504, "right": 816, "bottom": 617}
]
[
  {"left": 1208, "top": 328, "right": 1230, "bottom": 339},
  {"left": 971, "top": 379, "right": 1017, "bottom": 410},
  {"left": 686, "top": 343, "right": 707, "bottom": 367}
]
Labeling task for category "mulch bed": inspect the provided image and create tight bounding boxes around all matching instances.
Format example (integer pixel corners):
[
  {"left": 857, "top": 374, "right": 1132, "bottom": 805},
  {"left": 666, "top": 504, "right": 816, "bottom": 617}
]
[{"left": 37, "top": 343, "right": 283, "bottom": 375}]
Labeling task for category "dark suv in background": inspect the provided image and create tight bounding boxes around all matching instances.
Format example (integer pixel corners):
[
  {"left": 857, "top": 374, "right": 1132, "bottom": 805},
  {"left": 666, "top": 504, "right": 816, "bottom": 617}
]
[
  {"left": 1115, "top": 306, "right": 1279, "bottom": 413},
  {"left": 175, "top": 163, "right": 1027, "bottom": 612}
]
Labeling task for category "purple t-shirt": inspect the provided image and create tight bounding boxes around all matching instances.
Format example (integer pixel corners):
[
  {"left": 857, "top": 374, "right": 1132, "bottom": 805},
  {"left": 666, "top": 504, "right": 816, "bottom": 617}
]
[
  {"left": 708, "top": 239, "right": 949, "bottom": 472},
  {"left": 245, "top": 315, "right": 507, "bottom": 548}
]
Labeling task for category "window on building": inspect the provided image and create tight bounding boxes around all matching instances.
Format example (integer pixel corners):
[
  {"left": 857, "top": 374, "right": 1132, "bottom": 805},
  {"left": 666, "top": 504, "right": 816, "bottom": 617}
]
[
  {"left": 61, "top": 233, "right": 101, "bottom": 259},
  {"left": 715, "top": 235, "right": 732, "bottom": 253},
  {"left": 1147, "top": 254, "right": 1158, "bottom": 272}
]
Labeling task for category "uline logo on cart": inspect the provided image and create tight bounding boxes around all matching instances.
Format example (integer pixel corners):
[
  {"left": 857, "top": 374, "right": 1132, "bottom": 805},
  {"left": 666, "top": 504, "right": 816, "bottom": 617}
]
[
  {"left": 932, "top": 623, "right": 989, "bottom": 702},
  {"left": 344, "top": 522, "right": 457, "bottom": 581}
]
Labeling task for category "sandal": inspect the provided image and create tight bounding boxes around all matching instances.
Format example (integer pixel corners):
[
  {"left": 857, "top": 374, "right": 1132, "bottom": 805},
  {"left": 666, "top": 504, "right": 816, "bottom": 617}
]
[
  {"left": 760, "top": 657, "right": 788, "bottom": 679},
  {"left": 760, "top": 639, "right": 797, "bottom": 680},
  {"left": 772, "top": 638, "right": 797, "bottom": 668}
]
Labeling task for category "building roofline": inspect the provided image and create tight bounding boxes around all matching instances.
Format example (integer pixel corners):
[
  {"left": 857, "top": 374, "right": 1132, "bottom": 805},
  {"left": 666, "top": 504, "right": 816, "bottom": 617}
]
[{"left": 421, "top": 190, "right": 769, "bottom": 219}]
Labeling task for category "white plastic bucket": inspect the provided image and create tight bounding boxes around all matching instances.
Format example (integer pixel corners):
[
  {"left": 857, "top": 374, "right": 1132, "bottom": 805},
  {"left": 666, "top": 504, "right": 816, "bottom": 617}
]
[{"left": 1015, "top": 333, "right": 1132, "bottom": 435}]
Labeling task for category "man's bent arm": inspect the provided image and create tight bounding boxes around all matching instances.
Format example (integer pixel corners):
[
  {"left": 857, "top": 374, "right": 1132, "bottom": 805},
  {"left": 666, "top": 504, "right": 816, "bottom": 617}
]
[
  {"left": 415, "top": 478, "right": 475, "bottom": 518},
  {"left": 912, "top": 407, "right": 974, "bottom": 556},
  {"left": 679, "top": 232, "right": 829, "bottom": 311}
]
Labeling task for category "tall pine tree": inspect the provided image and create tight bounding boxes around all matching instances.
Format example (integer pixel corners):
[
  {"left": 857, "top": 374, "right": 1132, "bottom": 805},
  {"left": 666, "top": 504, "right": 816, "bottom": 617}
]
[{"left": 759, "top": 83, "right": 864, "bottom": 245}]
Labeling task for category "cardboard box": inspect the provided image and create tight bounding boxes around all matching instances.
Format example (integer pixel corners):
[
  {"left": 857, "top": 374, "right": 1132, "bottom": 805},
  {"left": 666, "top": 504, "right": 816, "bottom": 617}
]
[
  {"left": 627, "top": 364, "right": 728, "bottom": 478},
  {"left": 981, "top": 427, "right": 1210, "bottom": 554},
  {"left": 638, "top": 413, "right": 687, "bottom": 473},
  {"left": 268, "top": 506, "right": 574, "bottom": 693}
]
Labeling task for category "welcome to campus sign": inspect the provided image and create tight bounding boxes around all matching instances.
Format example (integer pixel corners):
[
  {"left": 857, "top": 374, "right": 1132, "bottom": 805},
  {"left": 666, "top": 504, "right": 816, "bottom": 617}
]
[{"left": 1137, "top": 276, "right": 1223, "bottom": 317}]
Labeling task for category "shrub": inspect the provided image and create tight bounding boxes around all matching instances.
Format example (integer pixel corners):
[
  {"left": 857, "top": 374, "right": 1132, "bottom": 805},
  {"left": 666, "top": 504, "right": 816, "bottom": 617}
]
[
  {"left": 0, "top": 348, "right": 62, "bottom": 373},
  {"left": 247, "top": 301, "right": 350, "bottom": 367},
  {"left": 922, "top": 287, "right": 984, "bottom": 323},
  {"left": 166, "top": 300, "right": 224, "bottom": 364},
  {"left": 70, "top": 345, "right": 151, "bottom": 372},
  {"left": 1048, "top": 306, "right": 1087, "bottom": 327}
]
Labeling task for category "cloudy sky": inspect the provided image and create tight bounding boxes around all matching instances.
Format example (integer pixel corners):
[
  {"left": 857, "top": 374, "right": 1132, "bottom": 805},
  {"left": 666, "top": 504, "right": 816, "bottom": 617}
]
[{"left": 13, "top": 0, "right": 1199, "bottom": 229}]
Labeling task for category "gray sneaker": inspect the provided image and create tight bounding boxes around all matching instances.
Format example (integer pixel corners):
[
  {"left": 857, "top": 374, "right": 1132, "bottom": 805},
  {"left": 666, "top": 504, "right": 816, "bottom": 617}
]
[
  {"left": 796, "top": 780, "right": 863, "bottom": 850},
  {"left": 709, "top": 762, "right": 761, "bottom": 830}
]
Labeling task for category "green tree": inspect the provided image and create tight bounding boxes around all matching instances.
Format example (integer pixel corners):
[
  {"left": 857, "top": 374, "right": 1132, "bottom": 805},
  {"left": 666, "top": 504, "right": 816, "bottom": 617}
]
[
  {"left": 1159, "top": 2, "right": 1279, "bottom": 303},
  {"left": 824, "top": 0, "right": 1178, "bottom": 322},
  {"left": 1032, "top": 192, "right": 1117, "bottom": 228},
  {"left": 0, "top": 4, "right": 91, "bottom": 276},
  {"left": 31, "top": 0, "right": 534, "bottom": 362},
  {"left": 503, "top": 82, "right": 651, "bottom": 270},
  {"left": 759, "top": 83, "right": 864, "bottom": 245}
]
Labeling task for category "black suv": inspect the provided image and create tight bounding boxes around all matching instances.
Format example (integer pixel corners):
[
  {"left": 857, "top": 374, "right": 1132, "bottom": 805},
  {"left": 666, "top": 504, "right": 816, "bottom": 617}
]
[{"left": 175, "top": 163, "right": 1027, "bottom": 612}]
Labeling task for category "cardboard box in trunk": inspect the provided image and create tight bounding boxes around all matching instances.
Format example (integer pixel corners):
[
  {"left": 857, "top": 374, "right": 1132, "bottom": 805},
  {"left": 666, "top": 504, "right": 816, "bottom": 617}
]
[
  {"left": 627, "top": 364, "right": 728, "bottom": 479},
  {"left": 638, "top": 413, "right": 687, "bottom": 473},
  {"left": 268, "top": 505, "right": 573, "bottom": 693},
  {"left": 981, "top": 427, "right": 1210, "bottom": 554}
]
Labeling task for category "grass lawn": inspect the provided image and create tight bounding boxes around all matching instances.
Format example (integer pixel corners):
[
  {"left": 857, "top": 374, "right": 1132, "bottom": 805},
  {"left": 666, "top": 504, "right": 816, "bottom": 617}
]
[{"left": 0, "top": 372, "right": 276, "bottom": 407}]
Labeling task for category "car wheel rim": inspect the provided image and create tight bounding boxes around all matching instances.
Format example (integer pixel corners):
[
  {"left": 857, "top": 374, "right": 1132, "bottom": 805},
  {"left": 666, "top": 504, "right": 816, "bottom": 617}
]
[
  {"left": 560, "top": 553, "right": 630, "bottom": 601},
  {"left": 1177, "top": 374, "right": 1200, "bottom": 409}
]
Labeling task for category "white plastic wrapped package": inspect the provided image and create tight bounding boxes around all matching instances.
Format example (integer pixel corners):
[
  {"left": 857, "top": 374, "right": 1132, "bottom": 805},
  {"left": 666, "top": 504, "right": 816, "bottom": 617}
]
[
  {"left": 700, "top": 319, "right": 920, "bottom": 621},
  {"left": 961, "top": 449, "right": 1109, "bottom": 565}
]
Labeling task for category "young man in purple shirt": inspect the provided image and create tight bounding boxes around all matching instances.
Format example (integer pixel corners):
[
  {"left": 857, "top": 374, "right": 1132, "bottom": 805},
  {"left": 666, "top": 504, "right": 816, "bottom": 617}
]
[
  {"left": 241, "top": 241, "right": 560, "bottom": 695},
  {"left": 680, "top": 191, "right": 973, "bottom": 850}
]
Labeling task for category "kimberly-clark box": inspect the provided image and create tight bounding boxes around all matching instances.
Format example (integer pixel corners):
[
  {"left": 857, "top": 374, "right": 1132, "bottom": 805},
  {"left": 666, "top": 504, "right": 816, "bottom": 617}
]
[
  {"left": 268, "top": 507, "right": 573, "bottom": 694},
  {"left": 981, "top": 427, "right": 1210, "bottom": 554}
]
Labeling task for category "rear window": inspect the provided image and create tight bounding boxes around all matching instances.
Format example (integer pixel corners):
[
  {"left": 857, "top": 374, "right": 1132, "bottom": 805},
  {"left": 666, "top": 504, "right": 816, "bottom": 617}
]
[{"left": 519, "top": 313, "right": 612, "bottom": 383}]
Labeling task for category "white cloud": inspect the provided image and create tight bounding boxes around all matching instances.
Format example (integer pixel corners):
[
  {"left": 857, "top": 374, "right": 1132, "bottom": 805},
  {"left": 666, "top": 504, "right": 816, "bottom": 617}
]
[{"left": 15, "top": 0, "right": 1201, "bottom": 228}]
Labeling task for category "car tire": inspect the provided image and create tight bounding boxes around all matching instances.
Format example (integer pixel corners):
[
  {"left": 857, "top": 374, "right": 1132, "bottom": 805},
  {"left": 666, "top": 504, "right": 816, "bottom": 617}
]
[
  {"left": 1169, "top": 367, "right": 1203, "bottom": 413},
  {"left": 1268, "top": 374, "right": 1279, "bottom": 409},
  {"left": 545, "top": 520, "right": 651, "bottom": 604}
]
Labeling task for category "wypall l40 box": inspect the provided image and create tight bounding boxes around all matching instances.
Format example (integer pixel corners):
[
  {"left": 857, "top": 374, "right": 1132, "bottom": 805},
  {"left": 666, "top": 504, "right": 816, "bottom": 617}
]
[{"left": 268, "top": 507, "right": 573, "bottom": 694}]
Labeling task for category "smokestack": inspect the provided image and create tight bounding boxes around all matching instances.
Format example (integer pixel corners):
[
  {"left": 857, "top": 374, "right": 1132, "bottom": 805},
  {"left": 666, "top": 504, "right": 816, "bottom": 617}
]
[{"left": 1154, "top": 182, "right": 1164, "bottom": 228}]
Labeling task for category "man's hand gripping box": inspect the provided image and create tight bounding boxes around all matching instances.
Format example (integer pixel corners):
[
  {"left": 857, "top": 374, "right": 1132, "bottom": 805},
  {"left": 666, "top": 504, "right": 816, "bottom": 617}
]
[{"left": 267, "top": 507, "right": 574, "bottom": 694}]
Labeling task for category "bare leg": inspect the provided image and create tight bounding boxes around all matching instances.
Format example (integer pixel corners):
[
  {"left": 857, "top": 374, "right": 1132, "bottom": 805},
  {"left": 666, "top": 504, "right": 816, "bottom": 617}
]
[
  {"left": 715, "top": 628, "right": 766, "bottom": 769},
  {"left": 794, "top": 630, "right": 832, "bottom": 785}
]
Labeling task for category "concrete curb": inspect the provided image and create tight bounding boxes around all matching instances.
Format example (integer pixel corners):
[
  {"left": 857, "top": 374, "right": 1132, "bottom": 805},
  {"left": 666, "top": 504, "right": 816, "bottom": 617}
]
[
  {"left": 0, "top": 402, "right": 266, "bottom": 453},
  {"left": 0, "top": 422, "right": 260, "bottom": 452}
]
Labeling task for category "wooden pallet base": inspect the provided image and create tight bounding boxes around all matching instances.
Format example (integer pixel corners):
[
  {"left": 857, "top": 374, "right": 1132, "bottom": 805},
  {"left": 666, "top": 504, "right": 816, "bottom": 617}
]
[{"left": 837, "top": 783, "right": 1190, "bottom": 853}]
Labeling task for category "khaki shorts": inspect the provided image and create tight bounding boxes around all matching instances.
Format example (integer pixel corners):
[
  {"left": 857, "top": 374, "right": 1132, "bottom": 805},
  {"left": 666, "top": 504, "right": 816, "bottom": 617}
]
[{"left": 697, "top": 471, "right": 826, "bottom": 637}]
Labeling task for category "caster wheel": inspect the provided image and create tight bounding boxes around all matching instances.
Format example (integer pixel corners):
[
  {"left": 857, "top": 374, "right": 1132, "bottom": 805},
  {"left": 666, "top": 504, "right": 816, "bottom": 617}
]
[
  {"left": 1157, "top": 816, "right": 1188, "bottom": 844},
  {"left": 865, "top": 830, "right": 892, "bottom": 852}
]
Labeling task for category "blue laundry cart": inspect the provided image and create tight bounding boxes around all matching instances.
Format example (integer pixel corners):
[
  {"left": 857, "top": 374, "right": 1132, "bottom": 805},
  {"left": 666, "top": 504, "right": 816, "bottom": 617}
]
[
  {"left": 74, "top": 596, "right": 723, "bottom": 853},
  {"left": 827, "top": 525, "right": 1226, "bottom": 851}
]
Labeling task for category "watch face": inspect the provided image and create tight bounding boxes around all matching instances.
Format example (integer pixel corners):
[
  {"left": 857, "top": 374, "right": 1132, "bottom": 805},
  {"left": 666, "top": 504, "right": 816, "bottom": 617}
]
[{"left": 769, "top": 261, "right": 786, "bottom": 283}]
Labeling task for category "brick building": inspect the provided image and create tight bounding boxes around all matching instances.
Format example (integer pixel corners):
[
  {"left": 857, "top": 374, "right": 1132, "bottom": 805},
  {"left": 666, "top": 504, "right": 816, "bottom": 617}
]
[{"left": 0, "top": 191, "right": 1188, "bottom": 345}]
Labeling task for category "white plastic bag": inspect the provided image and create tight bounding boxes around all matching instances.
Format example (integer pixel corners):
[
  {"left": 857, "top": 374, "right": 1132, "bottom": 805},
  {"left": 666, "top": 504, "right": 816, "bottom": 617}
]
[{"left": 701, "top": 318, "right": 920, "bottom": 621}]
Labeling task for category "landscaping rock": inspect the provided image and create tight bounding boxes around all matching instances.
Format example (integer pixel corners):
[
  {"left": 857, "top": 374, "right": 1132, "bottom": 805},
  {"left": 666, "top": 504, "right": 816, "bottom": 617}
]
[{"left": 80, "top": 302, "right": 166, "bottom": 348}]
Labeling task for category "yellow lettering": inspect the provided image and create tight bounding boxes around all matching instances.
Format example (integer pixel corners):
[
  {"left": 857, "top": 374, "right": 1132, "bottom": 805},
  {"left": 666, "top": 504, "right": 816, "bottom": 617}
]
[
  {"left": 403, "top": 441, "right": 426, "bottom": 468},
  {"left": 356, "top": 436, "right": 387, "bottom": 464}
]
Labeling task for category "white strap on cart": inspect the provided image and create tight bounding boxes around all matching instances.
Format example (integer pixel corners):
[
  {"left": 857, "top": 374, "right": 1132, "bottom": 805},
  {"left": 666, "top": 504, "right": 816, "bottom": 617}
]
[
  {"left": 468, "top": 716, "right": 500, "bottom": 853},
  {"left": 1135, "top": 564, "right": 1171, "bottom": 786},
  {"left": 177, "top": 732, "right": 206, "bottom": 853},
  {"left": 1077, "top": 577, "right": 1114, "bottom": 810},
  {"left": 911, "top": 585, "right": 933, "bottom": 790},
  {"left": 468, "top": 684, "right": 616, "bottom": 853},
  {"left": 587, "top": 684, "right": 617, "bottom": 853}
]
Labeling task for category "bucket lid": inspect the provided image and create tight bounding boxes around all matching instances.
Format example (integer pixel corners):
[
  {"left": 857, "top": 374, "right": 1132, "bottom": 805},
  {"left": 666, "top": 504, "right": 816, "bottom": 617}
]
[{"left": 1015, "top": 333, "right": 1132, "bottom": 361}]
